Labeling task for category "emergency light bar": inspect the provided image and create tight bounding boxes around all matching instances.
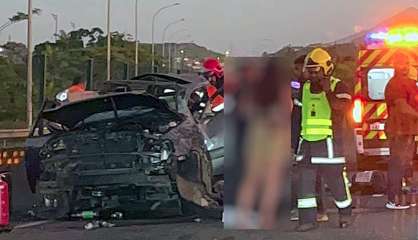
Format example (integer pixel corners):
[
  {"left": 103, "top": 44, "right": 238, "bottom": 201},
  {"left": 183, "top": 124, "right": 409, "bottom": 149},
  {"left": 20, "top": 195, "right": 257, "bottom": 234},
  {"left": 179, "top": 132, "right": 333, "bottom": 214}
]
[{"left": 367, "top": 26, "right": 418, "bottom": 47}]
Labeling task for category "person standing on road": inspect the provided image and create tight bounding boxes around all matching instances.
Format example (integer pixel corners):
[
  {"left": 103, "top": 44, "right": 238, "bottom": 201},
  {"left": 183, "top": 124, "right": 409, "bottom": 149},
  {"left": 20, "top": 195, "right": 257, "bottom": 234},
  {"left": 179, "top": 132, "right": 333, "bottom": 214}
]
[
  {"left": 235, "top": 58, "right": 291, "bottom": 229},
  {"left": 290, "top": 55, "right": 329, "bottom": 223},
  {"left": 295, "top": 48, "right": 352, "bottom": 232},
  {"left": 384, "top": 51, "right": 418, "bottom": 210}
]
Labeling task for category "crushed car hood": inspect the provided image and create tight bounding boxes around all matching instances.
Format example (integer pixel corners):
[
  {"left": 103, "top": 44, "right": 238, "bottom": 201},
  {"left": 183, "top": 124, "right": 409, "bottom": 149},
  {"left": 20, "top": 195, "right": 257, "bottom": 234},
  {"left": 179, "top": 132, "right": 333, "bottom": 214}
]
[{"left": 40, "top": 92, "right": 182, "bottom": 129}]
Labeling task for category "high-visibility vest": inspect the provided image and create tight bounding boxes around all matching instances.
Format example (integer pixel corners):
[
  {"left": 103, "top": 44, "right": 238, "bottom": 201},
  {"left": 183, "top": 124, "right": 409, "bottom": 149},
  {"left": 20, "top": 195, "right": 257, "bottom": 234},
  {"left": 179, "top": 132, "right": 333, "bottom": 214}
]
[
  {"left": 301, "top": 81, "right": 332, "bottom": 141},
  {"left": 207, "top": 85, "right": 224, "bottom": 110}
]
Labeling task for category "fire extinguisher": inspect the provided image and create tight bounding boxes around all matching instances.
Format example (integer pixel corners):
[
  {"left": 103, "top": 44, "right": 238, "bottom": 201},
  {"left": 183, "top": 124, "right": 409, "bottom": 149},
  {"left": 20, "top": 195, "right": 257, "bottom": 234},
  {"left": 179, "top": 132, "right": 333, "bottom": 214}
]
[{"left": 0, "top": 173, "right": 9, "bottom": 227}]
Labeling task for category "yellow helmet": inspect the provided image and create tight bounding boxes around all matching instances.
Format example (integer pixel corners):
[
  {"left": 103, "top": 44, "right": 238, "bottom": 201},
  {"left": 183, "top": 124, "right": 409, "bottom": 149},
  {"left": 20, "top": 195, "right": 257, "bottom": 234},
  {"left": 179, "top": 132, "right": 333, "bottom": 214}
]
[{"left": 304, "top": 48, "right": 335, "bottom": 76}]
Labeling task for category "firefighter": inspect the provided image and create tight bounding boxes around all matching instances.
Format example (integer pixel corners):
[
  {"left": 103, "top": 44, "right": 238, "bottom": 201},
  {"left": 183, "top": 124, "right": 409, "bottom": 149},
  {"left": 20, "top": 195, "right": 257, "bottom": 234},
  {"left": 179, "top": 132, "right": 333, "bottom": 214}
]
[
  {"left": 290, "top": 55, "right": 329, "bottom": 223},
  {"left": 202, "top": 58, "right": 224, "bottom": 112},
  {"left": 384, "top": 52, "right": 418, "bottom": 210},
  {"left": 295, "top": 48, "right": 352, "bottom": 232}
]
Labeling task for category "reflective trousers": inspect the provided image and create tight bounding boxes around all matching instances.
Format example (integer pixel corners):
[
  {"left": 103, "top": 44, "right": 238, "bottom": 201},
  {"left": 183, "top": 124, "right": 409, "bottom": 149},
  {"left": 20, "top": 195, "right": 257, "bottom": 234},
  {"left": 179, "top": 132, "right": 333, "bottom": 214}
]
[{"left": 296, "top": 138, "right": 352, "bottom": 225}]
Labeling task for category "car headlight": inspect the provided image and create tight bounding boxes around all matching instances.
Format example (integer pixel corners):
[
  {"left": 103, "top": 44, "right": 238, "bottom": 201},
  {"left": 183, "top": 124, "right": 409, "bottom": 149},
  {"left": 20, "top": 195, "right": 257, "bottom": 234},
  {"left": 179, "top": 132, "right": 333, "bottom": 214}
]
[{"left": 56, "top": 90, "right": 69, "bottom": 102}]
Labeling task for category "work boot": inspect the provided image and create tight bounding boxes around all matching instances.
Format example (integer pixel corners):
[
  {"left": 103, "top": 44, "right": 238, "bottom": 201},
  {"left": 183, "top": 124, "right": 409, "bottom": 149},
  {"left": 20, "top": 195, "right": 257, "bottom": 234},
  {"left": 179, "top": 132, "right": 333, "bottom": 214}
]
[
  {"left": 339, "top": 215, "right": 354, "bottom": 228},
  {"left": 295, "top": 223, "right": 318, "bottom": 232}
]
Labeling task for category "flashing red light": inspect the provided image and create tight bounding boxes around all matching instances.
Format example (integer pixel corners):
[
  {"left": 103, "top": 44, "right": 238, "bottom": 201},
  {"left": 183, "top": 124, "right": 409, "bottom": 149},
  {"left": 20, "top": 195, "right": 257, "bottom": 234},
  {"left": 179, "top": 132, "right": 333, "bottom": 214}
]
[{"left": 353, "top": 98, "right": 363, "bottom": 123}]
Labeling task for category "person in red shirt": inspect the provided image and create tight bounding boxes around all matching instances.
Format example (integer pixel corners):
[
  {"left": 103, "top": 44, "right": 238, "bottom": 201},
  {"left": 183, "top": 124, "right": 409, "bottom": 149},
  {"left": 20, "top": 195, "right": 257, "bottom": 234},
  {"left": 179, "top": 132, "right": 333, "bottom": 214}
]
[
  {"left": 55, "top": 76, "right": 88, "bottom": 104},
  {"left": 67, "top": 76, "right": 86, "bottom": 93},
  {"left": 384, "top": 51, "right": 418, "bottom": 210}
]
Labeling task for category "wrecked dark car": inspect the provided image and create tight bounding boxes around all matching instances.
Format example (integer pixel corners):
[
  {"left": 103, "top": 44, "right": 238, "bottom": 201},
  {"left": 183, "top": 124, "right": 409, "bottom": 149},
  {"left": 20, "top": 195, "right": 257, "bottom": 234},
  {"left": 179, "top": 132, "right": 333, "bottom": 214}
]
[
  {"left": 102, "top": 73, "right": 224, "bottom": 180},
  {"left": 24, "top": 92, "right": 222, "bottom": 219}
]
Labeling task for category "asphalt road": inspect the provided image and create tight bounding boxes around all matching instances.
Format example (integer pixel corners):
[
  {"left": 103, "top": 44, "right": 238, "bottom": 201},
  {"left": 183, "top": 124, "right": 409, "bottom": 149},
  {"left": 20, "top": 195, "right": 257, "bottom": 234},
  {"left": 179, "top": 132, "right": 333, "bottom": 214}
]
[
  {"left": 1, "top": 195, "right": 418, "bottom": 240},
  {"left": 2, "top": 163, "right": 418, "bottom": 240},
  {"left": 2, "top": 168, "right": 418, "bottom": 240}
]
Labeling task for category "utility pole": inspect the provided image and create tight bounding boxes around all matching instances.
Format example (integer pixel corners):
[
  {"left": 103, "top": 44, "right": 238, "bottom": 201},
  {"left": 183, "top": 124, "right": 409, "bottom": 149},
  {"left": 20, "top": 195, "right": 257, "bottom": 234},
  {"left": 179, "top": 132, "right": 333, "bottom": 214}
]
[
  {"left": 106, "top": 0, "right": 111, "bottom": 81},
  {"left": 135, "top": 0, "right": 139, "bottom": 76},
  {"left": 26, "top": 0, "right": 33, "bottom": 128},
  {"left": 51, "top": 13, "right": 58, "bottom": 41}
]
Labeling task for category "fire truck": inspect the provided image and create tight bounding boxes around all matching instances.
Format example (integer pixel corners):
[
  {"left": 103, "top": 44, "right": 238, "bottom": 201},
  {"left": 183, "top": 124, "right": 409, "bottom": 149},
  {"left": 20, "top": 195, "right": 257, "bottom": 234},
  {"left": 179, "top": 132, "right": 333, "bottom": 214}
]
[{"left": 353, "top": 26, "right": 418, "bottom": 170}]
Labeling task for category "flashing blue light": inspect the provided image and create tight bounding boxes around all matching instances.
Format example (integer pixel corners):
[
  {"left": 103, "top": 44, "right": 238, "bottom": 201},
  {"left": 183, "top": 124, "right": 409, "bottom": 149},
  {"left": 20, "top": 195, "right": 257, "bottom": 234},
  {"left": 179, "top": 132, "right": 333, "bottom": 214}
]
[
  {"left": 370, "top": 32, "right": 387, "bottom": 40},
  {"left": 291, "top": 80, "right": 301, "bottom": 89}
]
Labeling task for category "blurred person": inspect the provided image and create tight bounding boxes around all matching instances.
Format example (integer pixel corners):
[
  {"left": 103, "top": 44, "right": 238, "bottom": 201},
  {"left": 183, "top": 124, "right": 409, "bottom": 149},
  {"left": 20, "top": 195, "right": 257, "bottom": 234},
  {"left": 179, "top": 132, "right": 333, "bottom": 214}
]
[
  {"left": 234, "top": 58, "right": 291, "bottom": 229},
  {"left": 223, "top": 60, "right": 257, "bottom": 226},
  {"left": 290, "top": 55, "right": 329, "bottom": 223},
  {"left": 384, "top": 52, "right": 418, "bottom": 210},
  {"left": 295, "top": 48, "right": 352, "bottom": 232}
]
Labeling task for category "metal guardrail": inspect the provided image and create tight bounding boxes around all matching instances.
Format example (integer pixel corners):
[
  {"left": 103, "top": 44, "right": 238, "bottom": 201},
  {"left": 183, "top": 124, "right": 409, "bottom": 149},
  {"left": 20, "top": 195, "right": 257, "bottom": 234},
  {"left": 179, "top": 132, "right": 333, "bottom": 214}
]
[{"left": 0, "top": 129, "right": 30, "bottom": 139}]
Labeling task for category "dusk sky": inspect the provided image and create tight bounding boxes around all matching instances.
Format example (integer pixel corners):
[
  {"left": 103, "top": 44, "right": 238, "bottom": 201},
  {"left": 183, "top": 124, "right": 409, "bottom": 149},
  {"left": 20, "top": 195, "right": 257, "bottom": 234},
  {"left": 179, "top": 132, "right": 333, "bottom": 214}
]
[{"left": 2, "top": 0, "right": 418, "bottom": 56}]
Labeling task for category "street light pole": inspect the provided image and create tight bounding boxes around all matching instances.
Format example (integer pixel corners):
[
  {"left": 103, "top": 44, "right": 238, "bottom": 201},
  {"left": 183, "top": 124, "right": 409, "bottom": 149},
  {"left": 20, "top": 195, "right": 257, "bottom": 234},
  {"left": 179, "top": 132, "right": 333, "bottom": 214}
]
[
  {"left": 173, "top": 35, "right": 191, "bottom": 73},
  {"left": 151, "top": 3, "right": 180, "bottom": 73},
  {"left": 27, "top": 0, "right": 33, "bottom": 128},
  {"left": 134, "top": 0, "right": 139, "bottom": 76},
  {"left": 106, "top": 0, "right": 111, "bottom": 81},
  {"left": 51, "top": 13, "right": 58, "bottom": 41},
  {"left": 162, "top": 18, "right": 184, "bottom": 60},
  {"left": 167, "top": 28, "right": 187, "bottom": 73}
]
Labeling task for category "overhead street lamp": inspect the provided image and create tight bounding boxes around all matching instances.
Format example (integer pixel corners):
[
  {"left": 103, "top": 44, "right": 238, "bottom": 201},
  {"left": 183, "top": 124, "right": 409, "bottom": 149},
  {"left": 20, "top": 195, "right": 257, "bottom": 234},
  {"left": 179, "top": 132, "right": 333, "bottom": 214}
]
[
  {"left": 151, "top": 2, "right": 180, "bottom": 73},
  {"left": 0, "top": 8, "right": 41, "bottom": 34},
  {"left": 162, "top": 18, "right": 184, "bottom": 59}
]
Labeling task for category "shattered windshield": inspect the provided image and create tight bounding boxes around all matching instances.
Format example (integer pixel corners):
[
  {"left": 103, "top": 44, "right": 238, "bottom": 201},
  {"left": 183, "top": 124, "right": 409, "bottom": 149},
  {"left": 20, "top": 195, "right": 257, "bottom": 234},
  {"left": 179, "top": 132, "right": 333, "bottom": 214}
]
[{"left": 81, "top": 107, "right": 155, "bottom": 124}]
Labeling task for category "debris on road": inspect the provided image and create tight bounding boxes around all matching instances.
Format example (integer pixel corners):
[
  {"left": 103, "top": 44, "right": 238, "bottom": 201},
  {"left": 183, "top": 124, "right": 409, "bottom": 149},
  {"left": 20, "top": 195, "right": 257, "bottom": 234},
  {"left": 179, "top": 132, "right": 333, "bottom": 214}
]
[
  {"left": 13, "top": 220, "right": 53, "bottom": 229},
  {"left": 84, "top": 220, "right": 115, "bottom": 230}
]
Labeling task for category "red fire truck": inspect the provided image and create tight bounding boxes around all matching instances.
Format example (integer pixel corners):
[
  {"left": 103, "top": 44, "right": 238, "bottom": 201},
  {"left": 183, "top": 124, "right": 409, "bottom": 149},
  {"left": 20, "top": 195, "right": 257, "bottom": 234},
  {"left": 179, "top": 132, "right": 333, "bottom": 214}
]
[{"left": 352, "top": 25, "right": 418, "bottom": 170}]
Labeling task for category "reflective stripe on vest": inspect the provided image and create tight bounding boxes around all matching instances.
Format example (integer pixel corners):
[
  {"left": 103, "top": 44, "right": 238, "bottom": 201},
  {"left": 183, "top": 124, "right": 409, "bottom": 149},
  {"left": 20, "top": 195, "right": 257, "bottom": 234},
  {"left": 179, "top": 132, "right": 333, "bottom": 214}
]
[
  {"left": 301, "top": 81, "right": 332, "bottom": 141},
  {"left": 297, "top": 197, "right": 317, "bottom": 209},
  {"left": 207, "top": 85, "right": 224, "bottom": 110},
  {"left": 311, "top": 157, "right": 346, "bottom": 164},
  {"left": 306, "top": 119, "right": 332, "bottom": 126}
]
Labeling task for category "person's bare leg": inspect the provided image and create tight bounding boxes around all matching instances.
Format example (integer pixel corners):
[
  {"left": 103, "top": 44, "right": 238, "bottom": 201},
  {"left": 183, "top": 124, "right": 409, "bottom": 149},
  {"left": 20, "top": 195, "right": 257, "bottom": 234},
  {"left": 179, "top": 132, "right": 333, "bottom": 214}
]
[
  {"left": 236, "top": 172, "right": 261, "bottom": 228},
  {"left": 259, "top": 163, "right": 283, "bottom": 229}
]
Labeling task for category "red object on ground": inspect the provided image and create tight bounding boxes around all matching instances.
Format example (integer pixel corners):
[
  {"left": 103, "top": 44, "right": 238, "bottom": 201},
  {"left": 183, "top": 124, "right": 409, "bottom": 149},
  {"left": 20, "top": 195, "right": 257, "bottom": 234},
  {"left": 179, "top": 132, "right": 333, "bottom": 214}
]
[{"left": 0, "top": 179, "right": 9, "bottom": 226}]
